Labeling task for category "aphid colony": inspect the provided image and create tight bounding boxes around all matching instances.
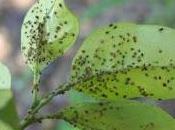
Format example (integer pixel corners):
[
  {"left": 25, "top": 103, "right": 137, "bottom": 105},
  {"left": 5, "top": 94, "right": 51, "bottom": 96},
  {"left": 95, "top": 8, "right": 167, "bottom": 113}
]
[
  {"left": 21, "top": 0, "right": 79, "bottom": 72},
  {"left": 71, "top": 23, "right": 175, "bottom": 101}
]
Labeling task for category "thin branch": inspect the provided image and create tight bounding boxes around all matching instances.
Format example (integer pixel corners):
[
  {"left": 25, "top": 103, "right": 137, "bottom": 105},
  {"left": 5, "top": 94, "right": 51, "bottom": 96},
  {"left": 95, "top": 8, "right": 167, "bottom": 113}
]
[
  {"left": 21, "top": 83, "right": 72, "bottom": 129},
  {"left": 20, "top": 74, "right": 100, "bottom": 129},
  {"left": 31, "top": 69, "right": 41, "bottom": 108},
  {"left": 21, "top": 115, "right": 40, "bottom": 130},
  {"left": 21, "top": 73, "right": 99, "bottom": 129},
  {"left": 32, "top": 83, "right": 71, "bottom": 114},
  {"left": 21, "top": 113, "right": 62, "bottom": 129}
]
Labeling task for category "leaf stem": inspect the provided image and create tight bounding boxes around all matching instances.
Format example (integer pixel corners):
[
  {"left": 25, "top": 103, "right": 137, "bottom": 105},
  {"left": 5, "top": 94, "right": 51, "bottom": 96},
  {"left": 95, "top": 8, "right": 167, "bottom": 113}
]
[
  {"left": 21, "top": 83, "right": 72, "bottom": 129},
  {"left": 32, "top": 69, "right": 41, "bottom": 109},
  {"left": 21, "top": 114, "right": 42, "bottom": 130},
  {"left": 21, "top": 113, "right": 62, "bottom": 130},
  {"left": 32, "top": 83, "right": 71, "bottom": 114}
]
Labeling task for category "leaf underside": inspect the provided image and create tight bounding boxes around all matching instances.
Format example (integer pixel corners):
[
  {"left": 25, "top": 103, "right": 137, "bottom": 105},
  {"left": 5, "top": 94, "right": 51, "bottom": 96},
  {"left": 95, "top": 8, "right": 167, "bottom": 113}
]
[
  {"left": 71, "top": 23, "right": 175, "bottom": 100},
  {"left": 59, "top": 99, "right": 175, "bottom": 130},
  {"left": 21, "top": 0, "right": 79, "bottom": 72},
  {"left": 56, "top": 120, "right": 80, "bottom": 130}
]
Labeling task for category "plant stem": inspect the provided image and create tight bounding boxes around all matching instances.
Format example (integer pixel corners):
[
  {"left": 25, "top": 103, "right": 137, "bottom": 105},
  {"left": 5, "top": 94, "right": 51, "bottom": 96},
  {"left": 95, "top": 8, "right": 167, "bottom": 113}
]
[
  {"left": 21, "top": 113, "right": 62, "bottom": 130},
  {"left": 32, "top": 69, "right": 41, "bottom": 108},
  {"left": 21, "top": 70, "right": 124, "bottom": 129},
  {"left": 33, "top": 83, "right": 71, "bottom": 114},
  {"left": 21, "top": 83, "right": 72, "bottom": 129},
  {"left": 21, "top": 114, "right": 43, "bottom": 130}
]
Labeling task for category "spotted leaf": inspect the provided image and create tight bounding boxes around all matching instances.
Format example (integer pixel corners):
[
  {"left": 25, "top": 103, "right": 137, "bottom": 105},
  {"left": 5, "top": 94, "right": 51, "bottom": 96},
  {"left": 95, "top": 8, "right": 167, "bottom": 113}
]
[
  {"left": 71, "top": 23, "right": 175, "bottom": 100},
  {"left": 21, "top": 0, "right": 79, "bottom": 72},
  {"left": 0, "top": 63, "right": 20, "bottom": 130},
  {"left": 58, "top": 99, "right": 175, "bottom": 130}
]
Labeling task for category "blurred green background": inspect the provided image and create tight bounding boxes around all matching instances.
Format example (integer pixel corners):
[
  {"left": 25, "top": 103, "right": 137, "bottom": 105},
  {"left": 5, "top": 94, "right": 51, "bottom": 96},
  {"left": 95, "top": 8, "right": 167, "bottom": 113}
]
[{"left": 0, "top": 0, "right": 175, "bottom": 129}]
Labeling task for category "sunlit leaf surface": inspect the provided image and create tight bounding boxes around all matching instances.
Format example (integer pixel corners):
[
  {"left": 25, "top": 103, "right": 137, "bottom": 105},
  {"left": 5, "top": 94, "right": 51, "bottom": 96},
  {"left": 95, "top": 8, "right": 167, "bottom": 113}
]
[{"left": 71, "top": 23, "right": 175, "bottom": 100}]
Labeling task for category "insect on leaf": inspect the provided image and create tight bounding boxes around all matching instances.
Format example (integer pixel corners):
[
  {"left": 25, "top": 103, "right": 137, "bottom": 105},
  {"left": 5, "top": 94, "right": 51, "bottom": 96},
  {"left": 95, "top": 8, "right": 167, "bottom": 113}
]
[
  {"left": 21, "top": 0, "right": 79, "bottom": 72},
  {"left": 58, "top": 99, "right": 175, "bottom": 130},
  {"left": 71, "top": 23, "right": 175, "bottom": 100},
  {"left": 0, "top": 63, "right": 21, "bottom": 130}
]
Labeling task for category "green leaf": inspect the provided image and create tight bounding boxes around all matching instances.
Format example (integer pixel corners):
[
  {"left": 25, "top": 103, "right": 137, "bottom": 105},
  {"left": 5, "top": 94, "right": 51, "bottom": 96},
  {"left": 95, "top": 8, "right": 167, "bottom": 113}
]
[
  {"left": 0, "top": 63, "right": 21, "bottom": 130},
  {"left": 0, "top": 120, "right": 17, "bottom": 130},
  {"left": 0, "top": 62, "right": 11, "bottom": 90},
  {"left": 58, "top": 99, "right": 175, "bottom": 130},
  {"left": 71, "top": 23, "right": 175, "bottom": 100},
  {"left": 21, "top": 0, "right": 79, "bottom": 72},
  {"left": 81, "top": 0, "right": 125, "bottom": 21},
  {"left": 56, "top": 120, "right": 80, "bottom": 130},
  {"left": 67, "top": 89, "right": 96, "bottom": 104},
  {"left": 0, "top": 63, "right": 11, "bottom": 108},
  {"left": 72, "top": 66, "right": 175, "bottom": 100}
]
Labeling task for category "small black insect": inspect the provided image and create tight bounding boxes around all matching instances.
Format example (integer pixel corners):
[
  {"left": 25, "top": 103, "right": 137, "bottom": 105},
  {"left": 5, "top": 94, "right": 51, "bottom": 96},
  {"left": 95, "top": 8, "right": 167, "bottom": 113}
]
[{"left": 159, "top": 27, "right": 164, "bottom": 32}]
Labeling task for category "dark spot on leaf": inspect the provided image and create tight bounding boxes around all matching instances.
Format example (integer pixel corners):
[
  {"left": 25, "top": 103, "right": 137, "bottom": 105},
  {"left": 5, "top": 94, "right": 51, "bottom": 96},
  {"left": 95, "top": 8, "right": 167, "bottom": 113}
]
[
  {"left": 133, "top": 36, "right": 137, "bottom": 43},
  {"left": 159, "top": 27, "right": 164, "bottom": 32},
  {"left": 59, "top": 3, "right": 63, "bottom": 8}
]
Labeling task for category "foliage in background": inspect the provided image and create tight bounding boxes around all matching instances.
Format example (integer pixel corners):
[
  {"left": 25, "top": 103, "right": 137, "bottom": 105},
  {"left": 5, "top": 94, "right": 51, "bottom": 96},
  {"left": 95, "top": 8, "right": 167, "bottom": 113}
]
[
  {"left": 81, "top": 0, "right": 125, "bottom": 21},
  {"left": 81, "top": 0, "right": 175, "bottom": 27},
  {"left": 0, "top": 63, "right": 20, "bottom": 130},
  {"left": 147, "top": 0, "right": 175, "bottom": 27}
]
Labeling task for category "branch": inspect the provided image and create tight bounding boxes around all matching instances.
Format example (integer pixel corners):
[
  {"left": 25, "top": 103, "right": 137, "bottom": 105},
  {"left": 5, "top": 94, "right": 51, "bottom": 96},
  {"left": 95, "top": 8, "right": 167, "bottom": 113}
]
[
  {"left": 31, "top": 69, "right": 41, "bottom": 109},
  {"left": 20, "top": 83, "right": 73, "bottom": 129},
  {"left": 20, "top": 72, "right": 106, "bottom": 129},
  {"left": 20, "top": 113, "right": 43, "bottom": 130},
  {"left": 21, "top": 113, "right": 62, "bottom": 130},
  {"left": 21, "top": 74, "right": 97, "bottom": 129}
]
